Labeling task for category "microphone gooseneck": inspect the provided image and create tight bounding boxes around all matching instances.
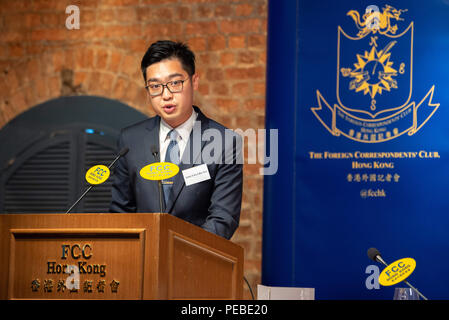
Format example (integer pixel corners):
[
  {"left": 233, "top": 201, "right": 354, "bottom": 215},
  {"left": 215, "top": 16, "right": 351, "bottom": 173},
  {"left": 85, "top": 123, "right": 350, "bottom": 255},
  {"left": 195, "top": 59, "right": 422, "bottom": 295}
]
[
  {"left": 151, "top": 145, "right": 165, "bottom": 213},
  {"left": 65, "top": 147, "right": 129, "bottom": 214}
]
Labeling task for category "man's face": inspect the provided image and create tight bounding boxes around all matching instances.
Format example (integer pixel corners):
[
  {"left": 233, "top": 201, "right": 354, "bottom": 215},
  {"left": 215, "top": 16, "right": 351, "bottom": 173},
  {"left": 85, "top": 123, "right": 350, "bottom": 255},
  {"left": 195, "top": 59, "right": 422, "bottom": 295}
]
[{"left": 144, "top": 58, "right": 199, "bottom": 128}]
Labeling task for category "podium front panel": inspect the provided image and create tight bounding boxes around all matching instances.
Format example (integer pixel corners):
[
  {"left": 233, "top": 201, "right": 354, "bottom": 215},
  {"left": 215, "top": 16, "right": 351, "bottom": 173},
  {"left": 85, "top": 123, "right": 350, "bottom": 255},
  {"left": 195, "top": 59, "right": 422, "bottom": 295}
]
[{"left": 8, "top": 228, "right": 146, "bottom": 300}]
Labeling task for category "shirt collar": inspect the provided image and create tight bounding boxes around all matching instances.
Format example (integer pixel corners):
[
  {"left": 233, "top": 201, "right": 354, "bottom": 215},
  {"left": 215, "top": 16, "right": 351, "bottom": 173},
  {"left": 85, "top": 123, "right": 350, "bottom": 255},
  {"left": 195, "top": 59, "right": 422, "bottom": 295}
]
[{"left": 160, "top": 109, "right": 198, "bottom": 142}]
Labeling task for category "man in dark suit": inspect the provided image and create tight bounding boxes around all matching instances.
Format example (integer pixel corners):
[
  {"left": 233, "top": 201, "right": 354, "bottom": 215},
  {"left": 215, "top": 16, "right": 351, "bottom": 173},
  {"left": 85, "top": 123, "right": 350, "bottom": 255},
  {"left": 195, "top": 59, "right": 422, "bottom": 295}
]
[{"left": 110, "top": 40, "right": 243, "bottom": 240}]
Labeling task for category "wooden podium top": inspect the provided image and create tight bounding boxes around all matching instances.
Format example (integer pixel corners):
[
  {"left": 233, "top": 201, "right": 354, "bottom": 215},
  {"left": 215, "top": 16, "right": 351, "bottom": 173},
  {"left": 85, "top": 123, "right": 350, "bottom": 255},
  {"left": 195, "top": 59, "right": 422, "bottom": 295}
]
[{"left": 0, "top": 213, "right": 244, "bottom": 300}]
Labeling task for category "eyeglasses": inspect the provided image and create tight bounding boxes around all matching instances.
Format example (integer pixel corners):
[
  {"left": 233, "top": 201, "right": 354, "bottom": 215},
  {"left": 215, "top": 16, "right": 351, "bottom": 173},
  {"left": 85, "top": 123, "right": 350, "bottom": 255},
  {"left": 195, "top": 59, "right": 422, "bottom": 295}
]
[{"left": 145, "top": 78, "right": 189, "bottom": 96}]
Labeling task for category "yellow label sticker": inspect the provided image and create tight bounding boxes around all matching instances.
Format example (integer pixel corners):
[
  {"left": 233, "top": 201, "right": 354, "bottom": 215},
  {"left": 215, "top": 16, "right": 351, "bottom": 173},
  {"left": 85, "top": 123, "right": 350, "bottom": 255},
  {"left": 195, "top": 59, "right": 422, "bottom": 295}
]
[
  {"left": 85, "top": 165, "right": 110, "bottom": 185},
  {"left": 140, "top": 162, "right": 180, "bottom": 181},
  {"left": 379, "top": 257, "right": 416, "bottom": 286}
]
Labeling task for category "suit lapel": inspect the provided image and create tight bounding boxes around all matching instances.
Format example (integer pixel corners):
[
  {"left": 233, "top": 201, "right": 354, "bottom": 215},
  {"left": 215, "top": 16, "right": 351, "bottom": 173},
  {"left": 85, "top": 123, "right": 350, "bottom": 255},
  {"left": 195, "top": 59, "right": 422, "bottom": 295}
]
[
  {"left": 165, "top": 106, "right": 209, "bottom": 213},
  {"left": 144, "top": 116, "right": 160, "bottom": 162}
]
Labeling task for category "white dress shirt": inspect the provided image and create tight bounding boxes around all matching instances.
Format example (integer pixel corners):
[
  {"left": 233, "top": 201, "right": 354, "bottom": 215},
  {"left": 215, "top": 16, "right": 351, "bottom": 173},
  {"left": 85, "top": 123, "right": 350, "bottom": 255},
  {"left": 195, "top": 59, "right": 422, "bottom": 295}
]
[{"left": 159, "top": 109, "right": 198, "bottom": 162}]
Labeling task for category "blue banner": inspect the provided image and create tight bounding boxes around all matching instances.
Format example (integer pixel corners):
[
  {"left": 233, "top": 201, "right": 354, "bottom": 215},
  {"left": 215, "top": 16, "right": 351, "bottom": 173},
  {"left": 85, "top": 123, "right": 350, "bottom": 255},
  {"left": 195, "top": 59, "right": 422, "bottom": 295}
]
[{"left": 263, "top": 0, "right": 449, "bottom": 299}]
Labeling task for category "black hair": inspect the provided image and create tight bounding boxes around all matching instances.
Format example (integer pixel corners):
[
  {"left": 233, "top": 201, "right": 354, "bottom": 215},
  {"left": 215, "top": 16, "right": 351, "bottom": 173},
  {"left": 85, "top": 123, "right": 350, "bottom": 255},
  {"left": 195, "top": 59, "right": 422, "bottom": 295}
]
[{"left": 141, "top": 40, "right": 196, "bottom": 83}]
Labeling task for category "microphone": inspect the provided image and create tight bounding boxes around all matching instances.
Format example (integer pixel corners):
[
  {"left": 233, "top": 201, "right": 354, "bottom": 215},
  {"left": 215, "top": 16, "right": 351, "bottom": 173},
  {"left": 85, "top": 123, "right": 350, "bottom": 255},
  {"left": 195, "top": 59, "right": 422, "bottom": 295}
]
[
  {"left": 367, "top": 247, "right": 428, "bottom": 300},
  {"left": 119, "top": 147, "right": 130, "bottom": 157},
  {"left": 151, "top": 145, "right": 165, "bottom": 213},
  {"left": 65, "top": 147, "right": 129, "bottom": 214},
  {"left": 150, "top": 145, "right": 158, "bottom": 159},
  {"left": 108, "top": 147, "right": 129, "bottom": 169},
  {"left": 367, "top": 247, "right": 388, "bottom": 266}
]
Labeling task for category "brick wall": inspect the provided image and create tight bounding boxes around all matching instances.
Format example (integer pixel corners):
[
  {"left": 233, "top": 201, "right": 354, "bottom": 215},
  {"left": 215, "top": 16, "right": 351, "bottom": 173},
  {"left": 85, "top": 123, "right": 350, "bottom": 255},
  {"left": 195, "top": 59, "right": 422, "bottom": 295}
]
[{"left": 0, "top": 0, "right": 266, "bottom": 299}]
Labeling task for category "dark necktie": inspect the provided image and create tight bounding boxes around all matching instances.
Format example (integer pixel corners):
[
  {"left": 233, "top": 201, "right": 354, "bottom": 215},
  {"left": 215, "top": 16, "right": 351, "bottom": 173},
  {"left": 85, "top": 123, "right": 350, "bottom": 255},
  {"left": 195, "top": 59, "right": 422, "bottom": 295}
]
[{"left": 162, "top": 129, "right": 180, "bottom": 206}]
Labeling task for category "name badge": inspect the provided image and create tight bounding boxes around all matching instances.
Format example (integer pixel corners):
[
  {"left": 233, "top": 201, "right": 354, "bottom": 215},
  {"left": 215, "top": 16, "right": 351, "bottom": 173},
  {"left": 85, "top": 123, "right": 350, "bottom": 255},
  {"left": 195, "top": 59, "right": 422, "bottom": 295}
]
[{"left": 182, "top": 164, "right": 211, "bottom": 186}]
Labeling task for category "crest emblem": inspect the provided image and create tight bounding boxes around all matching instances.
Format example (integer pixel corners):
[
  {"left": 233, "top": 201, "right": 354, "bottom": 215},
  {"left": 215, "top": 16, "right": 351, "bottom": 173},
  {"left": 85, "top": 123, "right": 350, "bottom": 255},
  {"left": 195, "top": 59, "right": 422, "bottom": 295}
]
[{"left": 312, "top": 5, "right": 439, "bottom": 143}]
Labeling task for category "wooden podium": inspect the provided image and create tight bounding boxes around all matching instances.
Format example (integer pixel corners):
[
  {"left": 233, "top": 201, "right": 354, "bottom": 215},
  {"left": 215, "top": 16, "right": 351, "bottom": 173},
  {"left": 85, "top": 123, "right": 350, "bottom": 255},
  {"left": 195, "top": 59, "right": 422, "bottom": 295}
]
[{"left": 0, "top": 213, "right": 244, "bottom": 300}]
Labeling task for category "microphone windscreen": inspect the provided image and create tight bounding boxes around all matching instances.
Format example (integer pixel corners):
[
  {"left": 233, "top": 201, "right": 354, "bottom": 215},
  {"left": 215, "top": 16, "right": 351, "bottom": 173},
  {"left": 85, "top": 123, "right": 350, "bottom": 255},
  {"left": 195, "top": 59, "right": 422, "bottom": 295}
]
[
  {"left": 119, "top": 147, "right": 129, "bottom": 157},
  {"left": 150, "top": 145, "right": 158, "bottom": 154},
  {"left": 367, "top": 247, "right": 381, "bottom": 262}
]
